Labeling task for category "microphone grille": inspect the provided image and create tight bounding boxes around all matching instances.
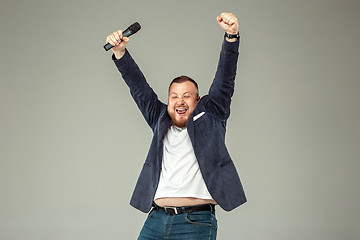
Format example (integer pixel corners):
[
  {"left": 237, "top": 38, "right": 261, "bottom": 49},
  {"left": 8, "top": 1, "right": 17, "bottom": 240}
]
[{"left": 130, "top": 22, "right": 141, "bottom": 33}]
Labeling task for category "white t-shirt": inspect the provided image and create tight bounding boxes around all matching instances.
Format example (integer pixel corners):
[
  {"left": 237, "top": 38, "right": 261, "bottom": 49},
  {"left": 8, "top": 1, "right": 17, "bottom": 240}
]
[{"left": 154, "top": 125, "right": 213, "bottom": 200}]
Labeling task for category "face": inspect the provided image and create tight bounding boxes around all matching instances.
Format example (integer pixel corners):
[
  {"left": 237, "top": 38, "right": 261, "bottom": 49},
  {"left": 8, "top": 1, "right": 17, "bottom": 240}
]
[{"left": 167, "top": 81, "right": 200, "bottom": 128}]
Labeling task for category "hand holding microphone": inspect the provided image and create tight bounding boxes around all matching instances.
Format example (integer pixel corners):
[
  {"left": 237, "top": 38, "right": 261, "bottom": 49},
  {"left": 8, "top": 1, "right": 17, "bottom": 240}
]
[{"left": 105, "top": 22, "right": 141, "bottom": 59}]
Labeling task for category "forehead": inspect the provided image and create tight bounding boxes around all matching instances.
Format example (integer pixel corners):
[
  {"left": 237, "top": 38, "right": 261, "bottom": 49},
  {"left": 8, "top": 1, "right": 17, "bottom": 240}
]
[{"left": 168, "top": 81, "right": 197, "bottom": 94}]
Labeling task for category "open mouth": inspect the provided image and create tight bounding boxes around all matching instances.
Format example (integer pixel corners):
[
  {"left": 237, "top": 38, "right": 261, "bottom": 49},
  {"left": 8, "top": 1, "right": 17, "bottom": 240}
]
[{"left": 176, "top": 108, "right": 187, "bottom": 115}]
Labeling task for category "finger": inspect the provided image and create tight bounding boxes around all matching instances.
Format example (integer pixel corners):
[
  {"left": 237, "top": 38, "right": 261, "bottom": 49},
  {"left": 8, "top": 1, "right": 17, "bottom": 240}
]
[
  {"left": 221, "top": 13, "right": 235, "bottom": 24},
  {"left": 106, "top": 36, "right": 115, "bottom": 46},
  {"left": 221, "top": 13, "right": 229, "bottom": 21},
  {"left": 220, "top": 12, "right": 227, "bottom": 18},
  {"left": 226, "top": 16, "right": 234, "bottom": 24},
  {"left": 113, "top": 31, "right": 121, "bottom": 42},
  {"left": 122, "top": 37, "right": 130, "bottom": 44},
  {"left": 110, "top": 34, "right": 120, "bottom": 46},
  {"left": 226, "top": 17, "right": 237, "bottom": 26},
  {"left": 117, "top": 30, "right": 123, "bottom": 39}
]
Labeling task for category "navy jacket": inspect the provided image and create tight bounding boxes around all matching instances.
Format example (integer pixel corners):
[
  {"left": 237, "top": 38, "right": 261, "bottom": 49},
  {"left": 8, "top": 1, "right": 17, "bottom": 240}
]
[{"left": 113, "top": 37, "right": 246, "bottom": 213}]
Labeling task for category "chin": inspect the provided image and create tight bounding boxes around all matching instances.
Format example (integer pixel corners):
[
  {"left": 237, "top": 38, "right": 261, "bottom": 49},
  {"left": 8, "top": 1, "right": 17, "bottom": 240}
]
[{"left": 172, "top": 117, "right": 188, "bottom": 128}]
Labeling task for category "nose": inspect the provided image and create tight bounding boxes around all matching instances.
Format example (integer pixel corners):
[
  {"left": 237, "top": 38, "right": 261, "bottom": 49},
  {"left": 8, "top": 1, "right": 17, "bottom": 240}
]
[{"left": 177, "top": 98, "right": 186, "bottom": 105}]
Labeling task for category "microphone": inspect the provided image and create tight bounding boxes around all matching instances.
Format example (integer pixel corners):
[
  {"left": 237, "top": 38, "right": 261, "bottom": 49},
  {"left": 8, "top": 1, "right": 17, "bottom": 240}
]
[{"left": 103, "top": 22, "right": 141, "bottom": 51}]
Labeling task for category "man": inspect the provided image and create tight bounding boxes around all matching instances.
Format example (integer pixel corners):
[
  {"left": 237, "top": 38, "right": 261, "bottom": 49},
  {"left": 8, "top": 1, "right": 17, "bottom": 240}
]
[{"left": 106, "top": 12, "right": 246, "bottom": 240}]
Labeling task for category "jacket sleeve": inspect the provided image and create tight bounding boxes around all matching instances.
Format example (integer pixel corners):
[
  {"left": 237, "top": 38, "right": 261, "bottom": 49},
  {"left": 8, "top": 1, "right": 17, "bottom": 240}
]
[
  {"left": 113, "top": 50, "right": 166, "bottom": 131},
  {"left": 207, "top": 37, "right": 240, "bottom": 120}
]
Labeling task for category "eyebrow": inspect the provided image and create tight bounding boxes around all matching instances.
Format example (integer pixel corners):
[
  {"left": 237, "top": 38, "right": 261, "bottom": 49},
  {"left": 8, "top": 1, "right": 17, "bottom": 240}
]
[{"left": 169, "top": 92, "right": 192, "bottom": 95}]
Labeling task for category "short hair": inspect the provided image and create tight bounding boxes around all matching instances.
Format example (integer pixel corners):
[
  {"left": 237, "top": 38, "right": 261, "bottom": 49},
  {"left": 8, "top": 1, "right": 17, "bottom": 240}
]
[{"left": 168, "top": 75, "right": 199, "bottom": 96}]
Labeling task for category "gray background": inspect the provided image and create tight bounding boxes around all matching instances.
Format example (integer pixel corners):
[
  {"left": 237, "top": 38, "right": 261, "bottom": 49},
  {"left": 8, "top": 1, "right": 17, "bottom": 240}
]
[{"left": 1, "top": 0, "right": 359, "bottom": 239}]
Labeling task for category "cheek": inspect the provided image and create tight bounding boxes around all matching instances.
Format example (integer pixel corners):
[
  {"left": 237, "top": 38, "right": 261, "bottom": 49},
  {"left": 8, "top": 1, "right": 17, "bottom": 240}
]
[
  {"left": 188, "top": 100, "right": 198, "bottom": 110},
  {"left": 167, "top": 100, "right": 175, "bottom": 111},
  {"left": 167, "top": 99, "right": 173, "bottom": 106}
]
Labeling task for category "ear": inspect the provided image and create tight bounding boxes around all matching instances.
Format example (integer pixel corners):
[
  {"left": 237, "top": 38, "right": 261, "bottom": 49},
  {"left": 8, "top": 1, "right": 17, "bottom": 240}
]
[{"left": 197, "top": 96, "right": 200, "bottom": 101}]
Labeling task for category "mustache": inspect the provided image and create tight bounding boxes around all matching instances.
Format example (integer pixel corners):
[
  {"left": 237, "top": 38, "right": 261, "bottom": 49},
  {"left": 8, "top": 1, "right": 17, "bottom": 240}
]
[{"left": 175, "top": 103, "right": 187, "bottom": 107}]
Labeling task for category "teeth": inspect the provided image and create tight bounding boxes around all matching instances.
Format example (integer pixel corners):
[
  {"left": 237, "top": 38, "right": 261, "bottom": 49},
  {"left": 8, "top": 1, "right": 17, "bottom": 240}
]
[{"left": 176, "top": 108, "right": 187, "bottom": 113}]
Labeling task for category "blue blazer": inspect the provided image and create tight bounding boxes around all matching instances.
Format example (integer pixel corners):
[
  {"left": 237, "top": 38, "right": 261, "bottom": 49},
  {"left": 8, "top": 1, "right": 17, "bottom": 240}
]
[{"left": 113, "top": 37, "right": 246, "bottom": 213}]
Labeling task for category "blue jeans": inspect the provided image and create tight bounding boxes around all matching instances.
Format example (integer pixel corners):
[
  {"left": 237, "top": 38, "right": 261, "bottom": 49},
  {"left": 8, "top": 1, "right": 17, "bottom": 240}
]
[{"left": 137, "top": 205, "right": 217, "bottom": 240}]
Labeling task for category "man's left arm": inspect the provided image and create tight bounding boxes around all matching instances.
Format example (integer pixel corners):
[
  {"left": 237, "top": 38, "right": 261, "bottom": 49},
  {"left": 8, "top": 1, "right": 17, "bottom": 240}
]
[{"left": 207, "top": 13, "right": 240, "bottom": 120}]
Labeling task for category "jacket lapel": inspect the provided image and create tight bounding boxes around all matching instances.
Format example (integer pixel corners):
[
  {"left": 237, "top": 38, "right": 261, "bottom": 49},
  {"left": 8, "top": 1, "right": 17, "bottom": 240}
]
[
  {"left": 159, "top": 111, "right": 172, "bottom": 140},
  {"left": 186, "top": 112, "right": 195, "bottom": 147}
]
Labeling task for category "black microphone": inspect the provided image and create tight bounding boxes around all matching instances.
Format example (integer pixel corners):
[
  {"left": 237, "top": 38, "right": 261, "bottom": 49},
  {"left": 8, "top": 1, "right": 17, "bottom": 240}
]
[{"left": 103, "top": 22, "right": 141, "bottom": 51}]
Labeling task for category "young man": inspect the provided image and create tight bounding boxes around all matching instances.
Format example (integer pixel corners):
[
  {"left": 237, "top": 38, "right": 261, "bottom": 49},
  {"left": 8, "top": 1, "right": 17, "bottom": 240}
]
[{"left": 106, "top": 12, "right": 246, "bottom": 240}]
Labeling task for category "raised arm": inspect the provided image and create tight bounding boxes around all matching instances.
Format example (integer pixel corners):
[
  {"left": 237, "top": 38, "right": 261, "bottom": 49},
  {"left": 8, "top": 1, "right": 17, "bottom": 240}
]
[
  {"left": 207, "top": 13, "right": 240, "bottom": 119},
  {"left": 106, "top": 30, "right": 165, "bottom": 130}
]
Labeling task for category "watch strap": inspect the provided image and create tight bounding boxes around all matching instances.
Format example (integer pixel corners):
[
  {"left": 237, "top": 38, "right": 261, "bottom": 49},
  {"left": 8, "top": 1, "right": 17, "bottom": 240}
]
[{"left": 224, "top": 32, "right": 240, "bottom": 39}]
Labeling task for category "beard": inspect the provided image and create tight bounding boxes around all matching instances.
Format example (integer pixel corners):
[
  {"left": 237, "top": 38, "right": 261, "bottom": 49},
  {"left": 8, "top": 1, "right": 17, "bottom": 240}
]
[{"left": 168, "top": 112, "right": 189, "bottom": 128}]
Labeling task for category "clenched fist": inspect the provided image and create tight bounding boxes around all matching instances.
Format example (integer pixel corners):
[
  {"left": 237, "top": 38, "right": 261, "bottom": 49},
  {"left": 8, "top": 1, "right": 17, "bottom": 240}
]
[{"left": 217, "top": 12, "right": 239, "bottom": 41}]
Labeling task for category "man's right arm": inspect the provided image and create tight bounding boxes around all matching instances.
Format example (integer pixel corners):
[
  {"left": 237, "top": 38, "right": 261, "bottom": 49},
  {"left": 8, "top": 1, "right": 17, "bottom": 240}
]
[{"left": 106, "top": 30, "right": 165, "bottom": 130}]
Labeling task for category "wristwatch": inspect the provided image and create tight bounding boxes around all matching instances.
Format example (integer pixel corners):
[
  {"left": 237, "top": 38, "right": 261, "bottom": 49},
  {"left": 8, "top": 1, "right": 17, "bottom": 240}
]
[{"left": 224, "top": 32, "right": 240, "bottom": 39}]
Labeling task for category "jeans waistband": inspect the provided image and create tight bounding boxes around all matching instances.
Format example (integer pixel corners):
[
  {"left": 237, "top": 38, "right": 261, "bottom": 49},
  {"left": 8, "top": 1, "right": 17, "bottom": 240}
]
[{"left": 152, "top": 202, "right": 215, "bottom": 215}]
